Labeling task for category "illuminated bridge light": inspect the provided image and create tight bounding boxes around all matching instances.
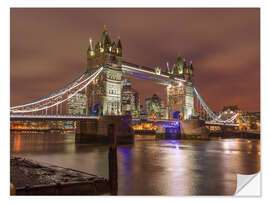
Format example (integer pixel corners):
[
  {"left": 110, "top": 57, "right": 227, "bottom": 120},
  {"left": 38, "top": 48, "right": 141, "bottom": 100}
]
[{"left": 131, "top": 72, "right": 153, "bottom": 79}]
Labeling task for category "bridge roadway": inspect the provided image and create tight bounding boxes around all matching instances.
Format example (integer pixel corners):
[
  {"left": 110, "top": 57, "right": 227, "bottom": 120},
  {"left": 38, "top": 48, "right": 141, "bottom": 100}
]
[
  {"left": 205, "top": 121, "right": 239, "bottom": 127},
  {"left": 11, "top": 115, "right": 179, "bottom": 125},
  {"left": 10, "top": 114, "right": 238, "bottom": 127},
  {"left": 133, "top": 118, "right": 238, "bottom": 127},
  {"left": 10, "top": 114, "right": 98, "bottom": 121}
]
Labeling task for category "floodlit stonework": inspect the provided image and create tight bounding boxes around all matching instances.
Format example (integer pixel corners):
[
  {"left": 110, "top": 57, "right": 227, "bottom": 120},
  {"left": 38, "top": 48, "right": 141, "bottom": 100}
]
[
  {"left": 166, "top": 55, "right": 194, "bottom": 120},
  {"left": 86, "top": 26, "right": 123, "bottom": 116}
]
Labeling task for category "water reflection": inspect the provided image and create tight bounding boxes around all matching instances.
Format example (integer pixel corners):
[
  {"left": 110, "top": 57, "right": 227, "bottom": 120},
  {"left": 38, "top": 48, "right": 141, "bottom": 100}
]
[{"left": 10, "top": 132, "right": 260, "bottom": 195}]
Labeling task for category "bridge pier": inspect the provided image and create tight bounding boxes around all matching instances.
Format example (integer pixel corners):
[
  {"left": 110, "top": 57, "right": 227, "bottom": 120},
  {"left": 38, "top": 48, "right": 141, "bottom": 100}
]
[
  {"left": 220, "top": 125, "right": 236, "bottom": 134},
  {"left": 155, "top": 119, "right": 209, "bottom": 140},
  {"left": 180, "top": 120, "right": 209, "bottom": 139},
  {"left": 75, "top": 116, "right": 134, "bottom": 144}
]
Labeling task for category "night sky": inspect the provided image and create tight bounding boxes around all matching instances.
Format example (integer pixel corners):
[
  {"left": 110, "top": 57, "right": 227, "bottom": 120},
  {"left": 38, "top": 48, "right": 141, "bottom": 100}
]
[{"left": 10, "top": 8, "right": 260, "bottom": 112}]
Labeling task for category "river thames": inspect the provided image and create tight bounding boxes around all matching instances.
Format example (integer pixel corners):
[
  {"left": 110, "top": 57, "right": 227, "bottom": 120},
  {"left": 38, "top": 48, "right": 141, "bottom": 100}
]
[{"left": 10, "top": 132, "right": 260, "bottom": 195}]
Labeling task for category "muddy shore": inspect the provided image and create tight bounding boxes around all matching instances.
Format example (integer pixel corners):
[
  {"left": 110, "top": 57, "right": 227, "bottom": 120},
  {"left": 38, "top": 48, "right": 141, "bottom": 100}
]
[{"left": 10, "top": 156, "right": 110, "bottom": 195}]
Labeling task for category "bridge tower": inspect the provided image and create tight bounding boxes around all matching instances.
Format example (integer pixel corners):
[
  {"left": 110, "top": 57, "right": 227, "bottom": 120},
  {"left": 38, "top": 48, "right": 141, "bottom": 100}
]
[
  {"left": 166, "top": 55, "right": 194, "bottom": 120},
  {"left": 86, "top": 26, "right": 123, "bottom": 116}
]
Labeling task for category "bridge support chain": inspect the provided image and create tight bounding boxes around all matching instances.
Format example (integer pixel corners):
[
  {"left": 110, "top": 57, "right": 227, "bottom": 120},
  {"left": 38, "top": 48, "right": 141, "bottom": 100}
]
[{"left": 75, "top": 116, "right": 134, "bottom": 144}]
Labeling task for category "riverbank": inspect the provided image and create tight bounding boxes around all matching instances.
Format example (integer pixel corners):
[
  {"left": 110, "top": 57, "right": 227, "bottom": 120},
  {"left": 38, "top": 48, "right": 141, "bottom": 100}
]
[
  {"left": 210, "top": 131, "right": 260, "bottom": 139},
  {"left": 10, "top": 156, "right": 110, "bottom": 195}
]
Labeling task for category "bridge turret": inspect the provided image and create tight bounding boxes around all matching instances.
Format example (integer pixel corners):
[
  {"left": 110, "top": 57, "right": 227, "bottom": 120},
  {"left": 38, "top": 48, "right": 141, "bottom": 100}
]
[
  {"left": 100, "top": 25, "right": 111, "bottom": 50},
  {"left": 110, "top": 41, "right": 116, "bottom": 53},
  {"left": 166, "top": 62, "right": 175, "bottom": 75},
  {"left": 182, "top": 58, "right": 193, "bottom": 81},
  {"left": 189, "top": 60, "right": 194, "bottom": 77},
  {"left": 88, "top": 38, "right": 95, "bottom": 57},
  {"left": 155, "top": 66, "right": 161, "bottom": 75},
  {"left": 176, "top": 54, "right": 184, "bottom": 74},
  {"left": 87, "top": 26, "right": 123, "bottom": 71},
  {"left": 183, "top": 58, "right": 187, "bottom": 74},
  {"left": 116, "top": 38, "right": 122, "bottom": 56}
]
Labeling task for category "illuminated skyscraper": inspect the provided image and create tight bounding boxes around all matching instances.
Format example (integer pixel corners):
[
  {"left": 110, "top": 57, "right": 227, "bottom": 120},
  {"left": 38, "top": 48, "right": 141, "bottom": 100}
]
[{"left": 121, "top": 79, "right": 140, "bottom": 118}]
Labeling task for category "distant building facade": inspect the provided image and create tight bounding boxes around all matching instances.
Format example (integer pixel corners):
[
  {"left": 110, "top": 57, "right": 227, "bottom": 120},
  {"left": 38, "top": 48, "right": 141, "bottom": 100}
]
[
  {"left": 145, "top": 94, "right": 163, "bottom": 119},
  {"left": 242, "top": 112, "right": 260, "bottom": 130},
  {"left": 121, "top": 79, "right": 140, "bottom": 118}
]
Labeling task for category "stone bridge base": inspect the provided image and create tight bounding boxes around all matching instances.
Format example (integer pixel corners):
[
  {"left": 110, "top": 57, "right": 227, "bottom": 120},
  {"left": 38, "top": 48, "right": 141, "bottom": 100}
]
[
  {"left": 75, "top": 116, "right": 134, "bottom": 144},
  {"left": 180, "top": 120, "right": 209, "bottom": 139},
  {"left": 154, "top": 119, "right": 209, "bottom": 140}
]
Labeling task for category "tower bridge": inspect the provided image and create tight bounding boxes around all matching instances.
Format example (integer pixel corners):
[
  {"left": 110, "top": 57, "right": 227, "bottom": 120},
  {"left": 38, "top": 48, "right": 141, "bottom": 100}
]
[
  {"left": 10, "top": 26, "right": 245, "bottom": 143},
  {"left": 83, "top": 26, "right": 195, "bottom": 120}
]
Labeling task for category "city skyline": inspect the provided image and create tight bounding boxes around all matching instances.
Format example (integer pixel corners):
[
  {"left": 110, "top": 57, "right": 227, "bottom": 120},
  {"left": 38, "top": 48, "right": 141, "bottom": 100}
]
[{"left": 10, "top": 8, "right": 260, "bottom": 112}]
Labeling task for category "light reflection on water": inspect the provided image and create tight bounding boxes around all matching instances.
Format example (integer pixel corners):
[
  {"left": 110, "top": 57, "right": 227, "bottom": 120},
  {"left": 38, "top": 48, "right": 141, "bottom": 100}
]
[{"left": 10, "top": 132, "right": 260, "bottom": 195}]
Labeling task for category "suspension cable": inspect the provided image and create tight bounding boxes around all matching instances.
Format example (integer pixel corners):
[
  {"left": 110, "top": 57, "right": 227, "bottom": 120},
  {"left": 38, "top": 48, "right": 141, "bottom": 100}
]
[
  {"left": 11, "top": 67, "right": 103, "bottom": 113},
  {"left": 11, "top": 70, "right": 88, "bottom": 110},
  {"left": 194, "top": 87, "right": 239, "bottom": 123}
]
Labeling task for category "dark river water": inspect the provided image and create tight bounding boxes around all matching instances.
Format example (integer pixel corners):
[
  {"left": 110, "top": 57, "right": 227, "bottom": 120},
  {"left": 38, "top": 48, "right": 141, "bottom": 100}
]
[{"left": 10, "top": 132, "right": 260, "bottom": 195}]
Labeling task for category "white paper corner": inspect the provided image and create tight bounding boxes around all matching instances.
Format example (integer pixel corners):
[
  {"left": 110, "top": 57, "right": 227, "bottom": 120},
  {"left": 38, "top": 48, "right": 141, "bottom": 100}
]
[{"left": 235, "top": 172, "right": 261, "bottom": 196}]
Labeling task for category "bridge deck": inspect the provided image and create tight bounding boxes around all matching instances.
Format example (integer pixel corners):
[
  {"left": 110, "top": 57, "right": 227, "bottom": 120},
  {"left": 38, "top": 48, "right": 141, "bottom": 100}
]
[
  {"left": 10, "top": 114, "right": 98, "bottom": 121},
  {"left": 205, "top": 121, "right": 239, "bottom": 127},
  {"left": 10, "top": 114, "right": 238, "bottom": 127}
]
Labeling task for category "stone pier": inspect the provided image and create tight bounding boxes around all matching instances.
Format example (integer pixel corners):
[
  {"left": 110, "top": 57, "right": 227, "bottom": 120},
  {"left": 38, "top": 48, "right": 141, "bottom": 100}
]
[
  {"left": 75, "top": 115, "right": 134, "bottom": 144},
  {"left": 180, "top": 120, "right": 209, "bottom": 139}
]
